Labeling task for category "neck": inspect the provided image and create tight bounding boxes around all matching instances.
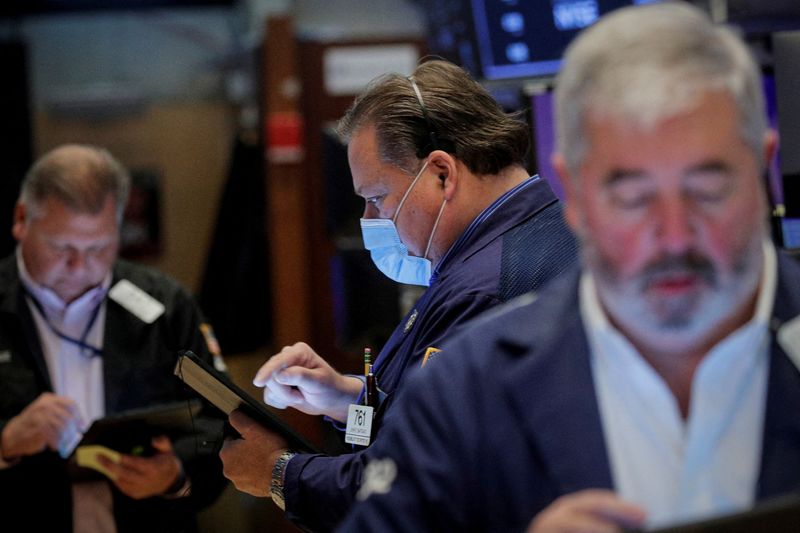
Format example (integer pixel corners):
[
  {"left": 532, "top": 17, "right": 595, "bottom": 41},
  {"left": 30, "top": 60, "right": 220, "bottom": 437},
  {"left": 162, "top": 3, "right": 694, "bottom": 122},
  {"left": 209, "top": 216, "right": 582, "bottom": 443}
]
[
  {"left": 621, "top": 287, "right": 760, "bottom": 419},
  {"left": 428, "top": 165, "right": 530, "bottom": 266}
]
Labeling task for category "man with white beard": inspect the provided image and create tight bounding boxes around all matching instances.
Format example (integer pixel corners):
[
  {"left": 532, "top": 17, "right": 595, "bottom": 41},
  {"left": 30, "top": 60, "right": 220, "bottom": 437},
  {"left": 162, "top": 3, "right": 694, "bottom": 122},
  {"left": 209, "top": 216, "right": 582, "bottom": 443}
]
[{"left": 338, "top": 3, "right": 800, "bottom": 532}]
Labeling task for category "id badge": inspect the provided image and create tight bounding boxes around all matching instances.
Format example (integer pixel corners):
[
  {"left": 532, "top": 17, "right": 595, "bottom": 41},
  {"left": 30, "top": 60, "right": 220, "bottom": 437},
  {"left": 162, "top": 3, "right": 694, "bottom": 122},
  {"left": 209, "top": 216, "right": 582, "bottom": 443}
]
[{"left": 344, "top": 404, "right": 374, "bottom": 446}]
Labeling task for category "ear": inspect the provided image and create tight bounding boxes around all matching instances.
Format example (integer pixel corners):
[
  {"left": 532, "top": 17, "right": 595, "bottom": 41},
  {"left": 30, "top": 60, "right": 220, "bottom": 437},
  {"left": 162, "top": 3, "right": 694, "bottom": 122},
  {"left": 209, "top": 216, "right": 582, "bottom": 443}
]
[
  {"left": 427, "top": 150, "right": 458, "bottom": 201},
  {"left": 552, "top": 153, "right": 581, "bottom": 233},
  {"left": 11, "top": 202, "right": 27, "bottom": 242}
]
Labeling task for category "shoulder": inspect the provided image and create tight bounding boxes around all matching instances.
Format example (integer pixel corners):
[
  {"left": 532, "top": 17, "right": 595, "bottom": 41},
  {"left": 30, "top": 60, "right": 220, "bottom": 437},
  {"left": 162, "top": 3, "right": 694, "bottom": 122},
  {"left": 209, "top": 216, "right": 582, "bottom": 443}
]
[
  {"left": 778, "top": 250, "right": 800, "bottom": 281},
  {"left": 114, "top": 260, "right": 186, "bottom": 291},
  {"left": 777, "top": 251, "right": 800, "bottom": 314},
  {"left": 0, "top": 254, "right": 20, "bottom": 303},
  {"left": 111, "top": 260, "right": 197, "bottom": 309},
  {"left": 424, "top": 266, "right": 583, "bottom": 380},
  {"left": 434, "top": 201, "right": 575, "bottom": 301},
  {"left": 498, "top": 201, "right": 578, "bottom": 300},
  {"left": 0, "top": 254, "right": 18, "bottom": 283}
]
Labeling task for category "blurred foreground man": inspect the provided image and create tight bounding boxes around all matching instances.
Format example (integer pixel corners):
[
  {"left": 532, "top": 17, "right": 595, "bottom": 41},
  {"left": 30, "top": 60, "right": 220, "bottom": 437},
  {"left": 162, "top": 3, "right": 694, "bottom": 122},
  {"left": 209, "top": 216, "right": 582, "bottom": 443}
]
[{"left": 339, "top": 3, "right": 800, "bottom": 531}]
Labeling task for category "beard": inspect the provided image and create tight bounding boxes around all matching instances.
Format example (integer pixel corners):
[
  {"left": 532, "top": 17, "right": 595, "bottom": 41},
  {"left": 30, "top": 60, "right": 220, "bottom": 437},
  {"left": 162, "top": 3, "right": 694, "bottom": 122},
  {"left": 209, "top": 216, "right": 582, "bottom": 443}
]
[{"left": 582, "top": 232, "right": 765, "bottom": 354}]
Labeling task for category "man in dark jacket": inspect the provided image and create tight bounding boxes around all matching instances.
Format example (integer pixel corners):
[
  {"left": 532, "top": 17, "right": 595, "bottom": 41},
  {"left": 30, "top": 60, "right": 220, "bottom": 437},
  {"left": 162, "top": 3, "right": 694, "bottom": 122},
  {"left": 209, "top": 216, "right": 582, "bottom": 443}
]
[
  {"left": 0, "top": 144, "right": 226, "bottom": 532},
  {"left": 219, "top": 59, "right": 578, "bottom": 531}
]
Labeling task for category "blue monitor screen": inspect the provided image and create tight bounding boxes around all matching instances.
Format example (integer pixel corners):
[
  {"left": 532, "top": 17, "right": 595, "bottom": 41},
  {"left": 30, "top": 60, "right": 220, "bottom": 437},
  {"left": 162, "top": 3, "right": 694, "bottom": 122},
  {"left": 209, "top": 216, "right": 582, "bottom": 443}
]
[{"left": 472, "top": 0, "right": 659, "bottom": 80}]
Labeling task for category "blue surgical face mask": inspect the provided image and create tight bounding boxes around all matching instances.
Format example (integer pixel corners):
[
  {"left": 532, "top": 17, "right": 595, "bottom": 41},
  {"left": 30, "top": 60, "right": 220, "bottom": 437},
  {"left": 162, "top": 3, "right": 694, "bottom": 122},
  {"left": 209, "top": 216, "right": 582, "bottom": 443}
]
[{"left": 360, "top": 160, "right": 447, "bottom": 286}]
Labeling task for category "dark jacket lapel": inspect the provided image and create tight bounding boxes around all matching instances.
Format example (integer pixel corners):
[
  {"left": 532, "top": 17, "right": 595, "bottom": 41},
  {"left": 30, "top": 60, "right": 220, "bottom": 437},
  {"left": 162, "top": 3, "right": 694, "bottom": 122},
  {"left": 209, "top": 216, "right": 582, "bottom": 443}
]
[
  {"left": 758, "top": 253, "right": 800, "bottom": 499},
  {"left": 0, "top": 255, "right": 51, "bottom": 390},
  {"left": 502, "top": 271, "right": 615, "bottom": 495}
]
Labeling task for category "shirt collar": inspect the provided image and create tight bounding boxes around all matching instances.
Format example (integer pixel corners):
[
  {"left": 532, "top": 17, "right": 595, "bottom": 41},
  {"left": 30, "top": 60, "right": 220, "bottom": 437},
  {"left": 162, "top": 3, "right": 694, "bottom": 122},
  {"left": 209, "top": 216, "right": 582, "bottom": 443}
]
[{"left": 431, "top": 175, "right": 541, "bottom": 283}]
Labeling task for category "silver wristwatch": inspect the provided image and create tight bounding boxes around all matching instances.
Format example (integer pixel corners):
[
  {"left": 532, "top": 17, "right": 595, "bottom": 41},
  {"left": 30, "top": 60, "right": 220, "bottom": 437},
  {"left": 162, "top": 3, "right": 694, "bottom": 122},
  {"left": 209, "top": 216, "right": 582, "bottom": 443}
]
[{"left": 270, "top": 451, "right": 297, "bottom": 511}]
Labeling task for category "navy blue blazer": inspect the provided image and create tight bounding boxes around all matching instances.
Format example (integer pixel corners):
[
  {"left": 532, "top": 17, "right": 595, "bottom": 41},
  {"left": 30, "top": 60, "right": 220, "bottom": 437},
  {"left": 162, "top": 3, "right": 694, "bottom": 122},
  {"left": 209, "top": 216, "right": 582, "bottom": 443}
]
[
  {"left": 338, "top": 253, "right": 800, "bottom": 532},
  {"left": 283, "top": 177, "right": 579, "bottom": 531}
]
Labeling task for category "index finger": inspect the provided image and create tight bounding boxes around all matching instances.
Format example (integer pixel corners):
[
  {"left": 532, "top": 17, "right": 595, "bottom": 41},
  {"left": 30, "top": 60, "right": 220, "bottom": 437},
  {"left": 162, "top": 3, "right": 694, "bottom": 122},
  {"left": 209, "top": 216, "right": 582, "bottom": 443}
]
[
  {"left": 567, "top": 490, "right": 646, "bottom": 527},
  {"left": 228, "top": 408, "right": 259, "bottom": 435},
  {"left": 253, "top": 346, "right": 312, "bottom": 386},
  {"left": 36, "top": 395, "right": 87, "bottom": 431}
]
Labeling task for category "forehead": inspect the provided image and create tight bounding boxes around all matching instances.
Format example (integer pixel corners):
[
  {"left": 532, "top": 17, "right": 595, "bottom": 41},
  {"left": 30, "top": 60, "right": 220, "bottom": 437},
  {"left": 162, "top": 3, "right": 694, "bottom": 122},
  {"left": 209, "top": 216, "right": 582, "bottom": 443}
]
[
  {"left": 582, "top": 91, "right": 745, "bottom": 179},
  {"left": 29, "top": 196, "right": 119, "bottom": 239},
  {"left": 348, "top": 125, "right": 407, "bottom": 195}
]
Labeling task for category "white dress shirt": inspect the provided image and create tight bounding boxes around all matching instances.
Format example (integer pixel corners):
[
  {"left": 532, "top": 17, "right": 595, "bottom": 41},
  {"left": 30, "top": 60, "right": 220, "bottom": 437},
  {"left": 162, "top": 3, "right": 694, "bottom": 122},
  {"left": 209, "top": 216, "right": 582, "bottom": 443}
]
[
  {"left": 17, "top": 250, "right": 108, "bottom": 432},
  {"left": 582, "top": 240, "right": 777, "bottom": 528},
  {"left": 17, "top": 250, "right": 116, "bottom": 533}
]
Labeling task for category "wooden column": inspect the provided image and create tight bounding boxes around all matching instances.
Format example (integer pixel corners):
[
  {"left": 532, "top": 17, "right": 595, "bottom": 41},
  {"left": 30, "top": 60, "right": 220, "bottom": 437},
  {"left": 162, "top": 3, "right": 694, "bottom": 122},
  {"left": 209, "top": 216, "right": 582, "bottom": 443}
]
[{"left": 262, "top": 16, "right": 312, "bottom": 349}]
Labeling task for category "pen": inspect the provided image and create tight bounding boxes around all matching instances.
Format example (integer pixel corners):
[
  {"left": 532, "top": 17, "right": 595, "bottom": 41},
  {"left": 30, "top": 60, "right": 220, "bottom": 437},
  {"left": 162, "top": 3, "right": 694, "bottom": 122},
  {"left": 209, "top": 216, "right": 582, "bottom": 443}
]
[{"left": 364, "top": 347, "right": 377, "bottom": 409}]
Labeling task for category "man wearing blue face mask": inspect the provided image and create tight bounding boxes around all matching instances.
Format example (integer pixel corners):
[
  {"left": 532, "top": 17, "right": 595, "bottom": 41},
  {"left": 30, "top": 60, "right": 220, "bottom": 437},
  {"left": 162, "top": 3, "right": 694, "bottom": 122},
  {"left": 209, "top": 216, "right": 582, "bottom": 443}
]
[
  {"left": 359, "top": 158, "right": 442, "bottom": 286},
  {"left": 219, "top": 59, "right": 578, "bottom": 531}
]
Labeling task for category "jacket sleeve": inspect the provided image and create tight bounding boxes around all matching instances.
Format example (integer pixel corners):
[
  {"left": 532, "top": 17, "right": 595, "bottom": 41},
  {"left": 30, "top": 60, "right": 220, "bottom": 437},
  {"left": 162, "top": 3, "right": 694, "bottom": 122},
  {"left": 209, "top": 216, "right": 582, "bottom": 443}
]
[
  {"left": 283, "top": 450, "right": 368, "bottom": 531},
  {"left": 279, "top": 291, "right": 499, "bottom": 531},
  {"left": 334, "top": 354, "right": 480, "bottom": 532}
]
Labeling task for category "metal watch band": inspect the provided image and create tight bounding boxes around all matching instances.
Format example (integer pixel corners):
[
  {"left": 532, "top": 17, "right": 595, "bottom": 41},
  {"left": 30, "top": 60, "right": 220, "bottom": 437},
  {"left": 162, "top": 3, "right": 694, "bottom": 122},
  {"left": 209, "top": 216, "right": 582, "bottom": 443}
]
[{"left": 270, "top": 451, "right": 297, "bottom": 511}]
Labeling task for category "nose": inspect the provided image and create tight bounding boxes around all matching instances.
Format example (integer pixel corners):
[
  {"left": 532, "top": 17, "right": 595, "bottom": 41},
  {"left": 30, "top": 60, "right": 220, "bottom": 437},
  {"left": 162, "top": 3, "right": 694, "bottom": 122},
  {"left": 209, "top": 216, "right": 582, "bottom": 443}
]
[
  {"left": 363, "top": 203, "right": 378, "bottom": 219},
  {"left": 65, "top": 249, "right": 87, "bottom": 271},
  {"left": 655, "top": 197, "right": 695, "bottom": 254}
]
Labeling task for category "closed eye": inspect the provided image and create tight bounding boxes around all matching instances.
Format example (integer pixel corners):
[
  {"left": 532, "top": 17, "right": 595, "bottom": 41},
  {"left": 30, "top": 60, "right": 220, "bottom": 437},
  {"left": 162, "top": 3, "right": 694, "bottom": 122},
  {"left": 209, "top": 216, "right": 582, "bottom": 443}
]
[
  {"left": 685, "top": 167, "right": 733, "bottom": 204},
  {"left": 605, "top": 171, "right": 654, "bottom": 210}
]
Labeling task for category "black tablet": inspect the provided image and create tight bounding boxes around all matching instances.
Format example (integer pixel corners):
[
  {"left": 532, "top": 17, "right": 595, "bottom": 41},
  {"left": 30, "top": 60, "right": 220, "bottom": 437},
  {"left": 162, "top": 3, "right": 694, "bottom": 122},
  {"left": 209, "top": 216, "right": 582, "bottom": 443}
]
[
  {"left": 173, "top": 350, "right": 321, "bottom": 454},
  {"left": 76, "top": 399, "right": 203, "bottom": 456},
  {"left": 631, "top": 493, "right": 800, "bottom": 533},
  {"left": 68, "top": 399, "right": 207, "bottom": 481}
]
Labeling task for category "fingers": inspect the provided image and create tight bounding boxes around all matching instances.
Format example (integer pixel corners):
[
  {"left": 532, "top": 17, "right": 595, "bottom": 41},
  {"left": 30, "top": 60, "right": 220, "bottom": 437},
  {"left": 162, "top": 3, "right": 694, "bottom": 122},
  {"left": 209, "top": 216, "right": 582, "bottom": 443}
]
[
  {"left": 35, "top": 394, "right": 84, "bottom": 429},
  {"left": 263, "top": 364, "right": 332, "bottom": 406},
  {"left": 228, "top": 409, "right": 261, "bottom": 438},
  {"left": 534, "top": 513, "right": 620, "bottom": 533},
  {"left": 226, "top": 409, "right": 288, "bottom": 449},
  {"left": 4, "top": 394, "right": 85, "bottom": 457},
  {"left": 257, "top": 347, "right": 323, "bottom": 409},
  {"left": 528, "top": 490, "right": 646, "bottom": 533},
  {"left": 253, "top": 342, "right": 320, "bottom": 386},
  {"left": 106, "top": 437, "right": 182, "bottom": 499},
  {"left": 579, "top": 491, "right": 646, "bottom": 527},
  {"left": 150, "top": 435, "right": 172, "bottom": 454},
  {"left": 40, "top": 397, "right": 85, "bottom": 454},
  {"left": 274, "top": 365, "right": 325, "bottom": 389},
  {"left": 263, "top": 382, "right": 305, "bottom": 410},
  {"left": 219, "top": 428, "right": 288, "bottom": 498},
  {"left": 219, "top": 438, "right": 269, "bottom": 497}
]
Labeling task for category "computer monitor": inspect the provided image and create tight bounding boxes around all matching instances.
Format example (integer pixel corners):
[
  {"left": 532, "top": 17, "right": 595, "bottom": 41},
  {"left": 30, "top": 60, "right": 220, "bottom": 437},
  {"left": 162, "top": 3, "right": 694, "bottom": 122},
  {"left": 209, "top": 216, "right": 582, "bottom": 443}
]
[
  {"left": 418, "top": 0, "right": 483, "bottom": 79},
  {"left": 471, "top": 0, "right": 661, "bottom": 81}
]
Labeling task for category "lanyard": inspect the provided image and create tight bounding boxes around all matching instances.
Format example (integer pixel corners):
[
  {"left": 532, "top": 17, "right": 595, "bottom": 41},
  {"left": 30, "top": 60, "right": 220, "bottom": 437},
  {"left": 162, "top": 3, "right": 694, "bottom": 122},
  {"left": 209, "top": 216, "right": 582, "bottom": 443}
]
[{"left": 25, "top": 290, "right": 104, "bottom": 358}]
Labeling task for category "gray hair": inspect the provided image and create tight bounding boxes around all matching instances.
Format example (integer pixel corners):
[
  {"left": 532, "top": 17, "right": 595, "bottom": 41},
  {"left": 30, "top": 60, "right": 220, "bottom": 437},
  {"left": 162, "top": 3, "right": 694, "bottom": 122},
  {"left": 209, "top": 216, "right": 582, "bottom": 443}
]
[
  {"left": 20, "top": 144, "right": 131, "bottom": 222},
  {"left": 555, "top": 2, "right": 767, "bottom": 175}
]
